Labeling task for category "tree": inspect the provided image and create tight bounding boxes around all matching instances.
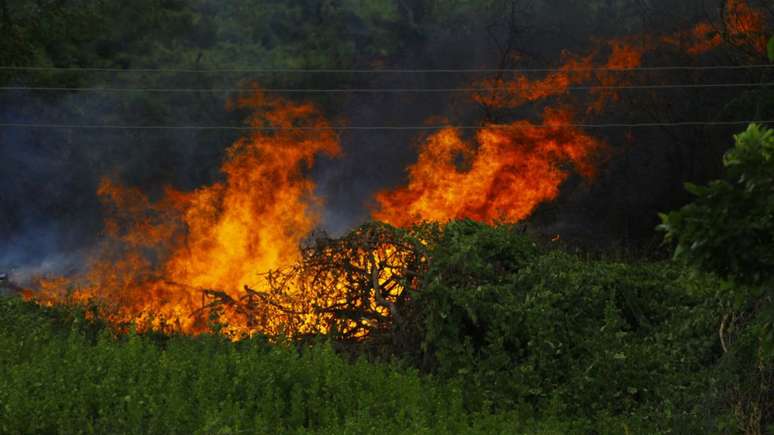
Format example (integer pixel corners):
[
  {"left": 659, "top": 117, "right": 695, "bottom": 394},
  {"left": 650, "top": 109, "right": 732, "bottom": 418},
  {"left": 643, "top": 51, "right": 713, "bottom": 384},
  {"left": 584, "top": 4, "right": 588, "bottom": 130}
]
[
  {"left": 659, "top": 124, "right": 774, "bottom": 288},
  {"left": 659, "top": 124, "right": 774, "bottom": 433}
]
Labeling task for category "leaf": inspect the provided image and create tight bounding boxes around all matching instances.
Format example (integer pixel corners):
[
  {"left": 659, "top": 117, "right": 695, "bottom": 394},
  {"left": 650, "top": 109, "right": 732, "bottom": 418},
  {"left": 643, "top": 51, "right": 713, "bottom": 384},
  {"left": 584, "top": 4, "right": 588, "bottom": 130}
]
[
  {"left": 684, "top": 182, "right": 705, "bottom": 196},
  {"left": 768, "top": 36, "right": 774, "bottom": 63}
]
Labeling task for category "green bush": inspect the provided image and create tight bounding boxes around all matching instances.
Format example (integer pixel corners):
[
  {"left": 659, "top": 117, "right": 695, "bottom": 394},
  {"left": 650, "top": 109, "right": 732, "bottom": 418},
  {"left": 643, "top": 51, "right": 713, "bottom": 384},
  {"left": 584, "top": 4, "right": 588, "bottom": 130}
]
[
  {"left": 660, "top": 124, "right": 774, "bottom": 288},
  {"left": 0, "top": 294, "right": 702, "bottom": 434},
  {"left": 659, "top": 124, "right": 774, "bottom": 432},
  {"left": 416, "top": 220, "right": 725, "bottom": 429}
]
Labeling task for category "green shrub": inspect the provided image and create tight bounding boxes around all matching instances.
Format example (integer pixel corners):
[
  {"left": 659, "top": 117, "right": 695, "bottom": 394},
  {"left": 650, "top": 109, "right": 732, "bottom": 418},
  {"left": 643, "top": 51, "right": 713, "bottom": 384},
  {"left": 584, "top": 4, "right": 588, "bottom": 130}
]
[
  {"left": 416, "top": 220, "right": 725, "bottom": 429},
  {"left": 660, "top": 124, "right": 774, "bottom": 432},
  {"left": 660, "top": 124, "right": 774, "bottom": 289},
  {"left": 0, "top": 294, "right": 698, "bottom": 434}
]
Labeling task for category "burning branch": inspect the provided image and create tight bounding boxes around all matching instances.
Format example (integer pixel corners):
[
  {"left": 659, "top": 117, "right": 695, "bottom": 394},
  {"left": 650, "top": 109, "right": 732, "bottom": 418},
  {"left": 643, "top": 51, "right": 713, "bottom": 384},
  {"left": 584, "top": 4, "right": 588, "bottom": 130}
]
[{"left": 197, "top": 222, "right": 433, "bottom": 342}]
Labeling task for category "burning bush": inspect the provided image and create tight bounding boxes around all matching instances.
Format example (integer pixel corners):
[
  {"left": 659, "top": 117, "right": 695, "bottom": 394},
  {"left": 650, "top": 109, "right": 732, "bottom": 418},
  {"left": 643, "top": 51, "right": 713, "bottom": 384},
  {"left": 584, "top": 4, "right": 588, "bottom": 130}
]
[{"left": 201, "top": 222, "right": 437, "bottom": 349}]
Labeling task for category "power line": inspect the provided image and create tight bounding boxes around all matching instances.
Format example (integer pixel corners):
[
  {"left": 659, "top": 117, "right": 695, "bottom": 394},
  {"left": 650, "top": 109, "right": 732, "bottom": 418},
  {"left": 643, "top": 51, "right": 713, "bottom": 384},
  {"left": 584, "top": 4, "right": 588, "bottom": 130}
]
[
  {"left": 0, "top": 120, "right": 770, "bottom": 131},
  {"left": 1, "top": 82, "right": 772, "bottom": 94},
  {"left": 0, "top": 64, "right": 773, "bottom": 74}
]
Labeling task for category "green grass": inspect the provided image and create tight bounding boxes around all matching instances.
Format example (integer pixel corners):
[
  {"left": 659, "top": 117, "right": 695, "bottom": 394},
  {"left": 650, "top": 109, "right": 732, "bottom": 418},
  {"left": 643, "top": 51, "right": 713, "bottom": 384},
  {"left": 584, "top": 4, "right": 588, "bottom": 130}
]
[{"left": 0, "top": 297, "right": 627, "bottom": 435}]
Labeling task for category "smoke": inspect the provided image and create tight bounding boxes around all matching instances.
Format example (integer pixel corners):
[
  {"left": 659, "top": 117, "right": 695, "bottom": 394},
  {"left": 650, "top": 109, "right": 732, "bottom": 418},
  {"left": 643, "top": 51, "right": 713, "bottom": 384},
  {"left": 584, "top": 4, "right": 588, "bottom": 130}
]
[
  {"left": 313, "top": 12, "right": 514, "bottom": 235},
  {"left": 1, "top": 0, "right": 770, "bottom": 279},
  {"left": 0, "top": 89, "right": 233, "bottom": 280}
]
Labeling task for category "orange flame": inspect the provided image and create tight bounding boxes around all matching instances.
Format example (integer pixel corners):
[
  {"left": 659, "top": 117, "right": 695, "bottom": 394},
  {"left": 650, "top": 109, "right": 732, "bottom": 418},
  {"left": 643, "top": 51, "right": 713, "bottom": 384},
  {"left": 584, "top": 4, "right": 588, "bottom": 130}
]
[
  {"left": 30, "top": 0, "right": 768, "bottom": 336},
  {"left": 373, "top": 108, "right": 603, "bottom": 226},
  {"left": 661, "top": 0, "right": 767, "bottom": 56},
  {"left": 36, "top": 91, "right": 340, "bottom": 335},
  {"left": 723, "top": 0, "right": 769, "bottom": 54},
  {"left": 376, "top": 0, "right": 767, "bottom": 227}
]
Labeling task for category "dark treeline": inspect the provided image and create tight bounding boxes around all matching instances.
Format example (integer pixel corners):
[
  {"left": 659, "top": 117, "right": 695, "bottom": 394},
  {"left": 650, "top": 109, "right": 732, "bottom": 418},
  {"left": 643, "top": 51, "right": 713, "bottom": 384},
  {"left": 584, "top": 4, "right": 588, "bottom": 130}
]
[{"left": 0, "top": 0, "right": 772, "bottom": 273}]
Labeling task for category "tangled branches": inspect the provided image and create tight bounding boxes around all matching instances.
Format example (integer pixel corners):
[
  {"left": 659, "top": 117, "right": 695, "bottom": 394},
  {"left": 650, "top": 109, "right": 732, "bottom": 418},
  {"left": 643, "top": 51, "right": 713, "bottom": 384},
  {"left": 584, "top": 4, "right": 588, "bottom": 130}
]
[{"left": 200, "top": 222, "right": 436, "bottom": 344}]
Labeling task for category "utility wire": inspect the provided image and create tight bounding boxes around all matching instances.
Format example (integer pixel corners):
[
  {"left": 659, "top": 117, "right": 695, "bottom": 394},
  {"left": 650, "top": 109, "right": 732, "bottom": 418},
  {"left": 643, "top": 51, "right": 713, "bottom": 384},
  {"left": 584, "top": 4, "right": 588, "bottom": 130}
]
[
  {"left": 0, "top": 64, "right": 773, "bottom": 74},
  {"left": 0, "top": 120, "right": 770, "bottom": 131},
  {"left": 1, "top": 82, "right": 773, "bottom": 94}
]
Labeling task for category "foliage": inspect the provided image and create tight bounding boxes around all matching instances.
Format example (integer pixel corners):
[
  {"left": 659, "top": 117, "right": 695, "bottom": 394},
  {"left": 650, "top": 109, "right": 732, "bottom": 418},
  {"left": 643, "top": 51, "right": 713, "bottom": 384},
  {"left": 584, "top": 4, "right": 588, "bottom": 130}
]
[
  {"left": 413, "top": 220, "right": 726, "bottom": 431},
  {"left": 1, "top": 219, "right": 743, "bottom": 433},
  {"left": 0, "top": 295, "right": 663, "bottom": 435},
  {"left": 659, "top": 124, "right": 774, "bottom": 432},
  {"left": 170, "top": 219, "right": 747, "bottom": 431},
  {"left": 659, "top": 124, "right": 773, "bottom": 290},
  {"left": 0, "top": 0, "right": 414, "bottom": 90},
  {"left": 158, "top": 219, "right": 737, "bottom": 430},
  {"left": 0, "top": 297, "right": 501, "bottom": 434}
]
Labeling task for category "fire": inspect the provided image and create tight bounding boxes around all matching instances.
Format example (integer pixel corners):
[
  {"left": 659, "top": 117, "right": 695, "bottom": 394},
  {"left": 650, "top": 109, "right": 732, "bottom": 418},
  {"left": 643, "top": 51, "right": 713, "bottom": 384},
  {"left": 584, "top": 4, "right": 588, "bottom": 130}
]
[
  {"left": 663, "top": 22, "right": 724, "bottom": 56},
  {"left": 373, "top": 109, "right": 602, "bottom": 226},
  {"left": 471, "top": 54, "right": 596, "bottom": 109},
  {"left": 662, "top": 0, "right": 767, "bottom": 55},
  {"left": 723, "top": 0, "right": 769, "bottom": 54},
  {"left": 252, "top": 223, "right": 429, "bottom": 340},
  {"left": 36, "top": 91, "right": 340, "bottom": 336},
  {"left": 28, "top": 0, "right": 768, "bottom": 336},
  {"left": 375, "top": 0, "right": 767, "bottom": 227},
  {"left": 374, "top": 32, "right": 652, "bottom": 227}
]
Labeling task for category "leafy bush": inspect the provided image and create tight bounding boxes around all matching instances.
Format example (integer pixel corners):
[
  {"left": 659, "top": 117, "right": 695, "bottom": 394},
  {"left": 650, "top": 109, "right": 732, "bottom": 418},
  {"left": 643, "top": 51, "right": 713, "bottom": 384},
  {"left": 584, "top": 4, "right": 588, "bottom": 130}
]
[
  {"left": 660, "top": 124, "right": 774, "bottom": 288},
  {"left": 659, "top": 124, "right": 774, "bottom": 432},
  {"left": 659, "top": 124, "right": 773, "bottom": 356},
  {"left": 416, "top": 220, "right": 725, "bottom": 429}
]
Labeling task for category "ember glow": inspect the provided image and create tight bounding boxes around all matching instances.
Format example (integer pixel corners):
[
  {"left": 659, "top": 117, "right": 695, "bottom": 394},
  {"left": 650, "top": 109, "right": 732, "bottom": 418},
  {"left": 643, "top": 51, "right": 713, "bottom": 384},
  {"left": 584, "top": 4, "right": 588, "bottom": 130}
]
[{"left": 660, "top": 0, "right": 768, "bottom": 55}]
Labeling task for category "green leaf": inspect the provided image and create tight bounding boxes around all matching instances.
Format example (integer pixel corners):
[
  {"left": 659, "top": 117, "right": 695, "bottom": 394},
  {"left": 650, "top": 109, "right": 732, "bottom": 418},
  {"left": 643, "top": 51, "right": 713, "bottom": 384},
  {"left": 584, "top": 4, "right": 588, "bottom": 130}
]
[
  {"left": 768, "top": 36, "right": 774, "bottom": 63},
  {"left": 683, "top": 182, "right": 705, "bottom": 196}
]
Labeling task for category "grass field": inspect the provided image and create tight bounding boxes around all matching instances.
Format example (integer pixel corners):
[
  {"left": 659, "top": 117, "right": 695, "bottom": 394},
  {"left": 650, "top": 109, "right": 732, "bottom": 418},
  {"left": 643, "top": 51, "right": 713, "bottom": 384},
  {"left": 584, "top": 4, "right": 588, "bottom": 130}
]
[{"left": 0, "top": 295, "right": 670, "bottom": 435}]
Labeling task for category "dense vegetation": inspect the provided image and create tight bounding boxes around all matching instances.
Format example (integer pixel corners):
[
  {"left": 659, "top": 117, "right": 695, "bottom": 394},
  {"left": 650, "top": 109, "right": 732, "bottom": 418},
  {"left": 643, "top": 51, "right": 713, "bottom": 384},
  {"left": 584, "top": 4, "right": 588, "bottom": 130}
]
[
  {"left": 0, "top": 242, "right": 725, "bottom": 434},
  {"left": 0, "top": 213, "right": 760, "bottom": 434},
  {"left": 660, "top": 124, "right": 774, "bottom": 433},
  {"left": 0, "top": 297, "right": 528, "bottom": 435}
]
